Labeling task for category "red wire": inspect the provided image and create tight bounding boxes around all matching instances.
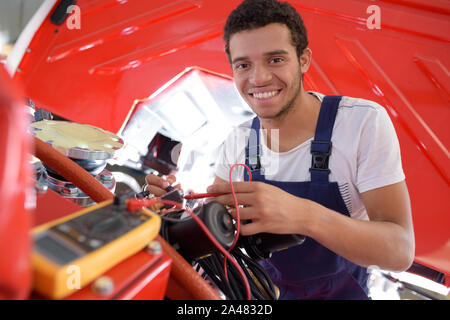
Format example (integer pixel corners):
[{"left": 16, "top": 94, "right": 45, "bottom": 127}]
[
  {"left": 223, "top": 164, "right": 252, "bottom": 285},
  {"left": 127, "top": 196, "right": 252, "bottom": 300}
]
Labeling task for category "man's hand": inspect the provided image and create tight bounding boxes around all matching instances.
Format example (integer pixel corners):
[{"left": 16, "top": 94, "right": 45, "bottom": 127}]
[
  {"left": 207, "top": 181, "right": 311, "bottom": 236},
  {"left": 144, "top": 173, "right": 182, "bottom": 197},
  {"left": 209, "top": 177, "right": 414, "bottom": 271}
]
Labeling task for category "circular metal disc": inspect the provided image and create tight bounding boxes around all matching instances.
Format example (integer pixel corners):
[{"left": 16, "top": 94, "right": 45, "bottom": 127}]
[{"left": 31, "top": 120, "right": 124, "bottom": 160}]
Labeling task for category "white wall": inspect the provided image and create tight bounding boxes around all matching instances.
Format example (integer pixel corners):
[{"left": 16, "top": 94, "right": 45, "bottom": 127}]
[{"left": 0, "top": 0, "right": 45, "bottom": 45}]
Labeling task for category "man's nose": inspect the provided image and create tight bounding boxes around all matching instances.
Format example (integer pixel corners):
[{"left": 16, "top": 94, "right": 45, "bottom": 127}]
[{"left": 249, "top": 64, "right": 272, "bottom": 86}]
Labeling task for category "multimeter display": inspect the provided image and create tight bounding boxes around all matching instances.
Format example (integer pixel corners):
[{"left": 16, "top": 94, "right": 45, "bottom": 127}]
[
  {"left": 35, "top": 234, "right": 83, "bottom": 265},
  {"left": 34, "top": 204, "right": 151, "bottom": 265}
]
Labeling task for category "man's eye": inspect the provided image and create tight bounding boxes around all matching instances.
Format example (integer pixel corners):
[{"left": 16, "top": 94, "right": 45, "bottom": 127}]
[
  {"left": 270, "top": 57, "right": 283, "bottom": 64},
  {"left": 235, "top": 63, "right": 248, "bottom": 70}
]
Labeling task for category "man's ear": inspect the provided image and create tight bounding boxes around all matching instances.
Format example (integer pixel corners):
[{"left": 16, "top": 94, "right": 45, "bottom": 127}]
[{"left": 299, "top": 48, "right": 312, "bottom": 74}]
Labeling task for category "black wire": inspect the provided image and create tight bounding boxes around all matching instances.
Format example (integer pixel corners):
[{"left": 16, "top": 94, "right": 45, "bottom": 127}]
[
  {"left": 224, "top": 255, "right": 245, "bottom": 298},
  {"left": 221, "top": 254, "right": 244, "bottom": 300},
  {"left": 199, "top": 255, "right": 235, "bottom": 300},
  {"left": 231, "top": 245, "right": 277, "bottom": 300},
  {"left": 237, "top": 251, "right": 273, "bottom": 291},
  {"left": 233, "top": 249, "right": 276, "bottom": 299},
  {"left": 192, "top": 246, "right": 278, "bottom": 301},
  {"left": 198, "top": 259, "right": 231, "bottom": 299},
  {"left": 225, "top": 258, "right": 244, "bottom": 300},
  {"left": 213, "top": 253, "right": 239, "bottom": 300},
  {"left": 228, "top": 255, "right": 268, "bottom": 300},
  {"left": 232, "top": 255, "right": 258, "bottom": 299},
  {"left": 234, "top": 252, "right": 267, "bottom": 300}
]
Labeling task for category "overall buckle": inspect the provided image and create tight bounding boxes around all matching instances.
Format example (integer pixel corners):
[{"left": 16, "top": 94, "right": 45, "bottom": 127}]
[
  {"left": 246, "top": 145, "right": 262, "bottom": 171},
  {"left": 310, "top": 140, "right": 332, "bottom": 172}
]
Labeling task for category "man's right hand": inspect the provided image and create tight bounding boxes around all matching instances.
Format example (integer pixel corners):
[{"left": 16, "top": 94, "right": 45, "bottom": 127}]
[{"left": 144, "top": 173, "right": 181, "bottom": 197}]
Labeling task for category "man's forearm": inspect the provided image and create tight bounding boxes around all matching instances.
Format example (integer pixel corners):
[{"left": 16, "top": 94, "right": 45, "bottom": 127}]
[{"left": 301, "top": 200, "right": 414, "bottom": 272}]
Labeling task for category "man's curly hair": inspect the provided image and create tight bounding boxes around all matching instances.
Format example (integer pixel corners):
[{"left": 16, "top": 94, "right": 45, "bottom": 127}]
[{"left": 223, "top": 0, "right": 309, "bottom": 63}]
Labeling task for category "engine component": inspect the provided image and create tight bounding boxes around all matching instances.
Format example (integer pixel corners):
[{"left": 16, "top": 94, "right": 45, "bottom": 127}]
[
  {"left": 30, "top": 120, "right": 124, "bottom": 206},
  {"left": 160, "top": 186, "right": 184, "bottom": 209},
  {"left": 142, "top": 132, "right": 181, "bottom": 176},
  {"left": 238, "top": 231, "right": 305, "bottom": 261},
  {"left": 30, "top": 120, "right": 123, "bottom": 160},
  {"left": 163, "top": 202, "right": 235, "bottom": 261}
]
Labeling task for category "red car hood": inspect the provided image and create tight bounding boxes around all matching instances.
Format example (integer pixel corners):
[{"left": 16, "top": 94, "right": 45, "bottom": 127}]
[{"left": 7, "top": 0, "right": 450, "bottom": 286}]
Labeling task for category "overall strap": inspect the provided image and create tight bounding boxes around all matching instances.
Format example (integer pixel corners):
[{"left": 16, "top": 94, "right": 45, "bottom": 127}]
[
  {"left": 310, "top": 95, "right": 342, "bottom": 183},
  {"left": 244, "top": 117, "right": 263, "bottom": 181}
]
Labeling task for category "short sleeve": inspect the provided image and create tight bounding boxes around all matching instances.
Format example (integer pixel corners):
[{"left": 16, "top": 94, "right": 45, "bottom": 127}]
[
  {"left": 214, "top": 126, "right": 248, "bottom": 182},
  {"left": 215, "top": 141, "right": 232, "bottom": 181},
  {"left": 356, "top": 106, "right": 405, "bottom": 193}
]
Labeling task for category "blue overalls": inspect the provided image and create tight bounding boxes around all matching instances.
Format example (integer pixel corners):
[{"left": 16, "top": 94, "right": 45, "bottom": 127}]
[{"left": 244, "top": 96, "right": 369, "bottom": 300}]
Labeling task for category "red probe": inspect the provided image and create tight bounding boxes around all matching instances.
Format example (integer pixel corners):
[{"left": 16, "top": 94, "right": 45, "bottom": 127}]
[{"left": 183, "top": 192, "right": 224, "bottom": 200}]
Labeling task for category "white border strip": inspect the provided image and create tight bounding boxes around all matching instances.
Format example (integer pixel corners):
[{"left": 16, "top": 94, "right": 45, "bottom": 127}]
[{"left": 6, "top": 0, "right": 58, "bottom": 76}]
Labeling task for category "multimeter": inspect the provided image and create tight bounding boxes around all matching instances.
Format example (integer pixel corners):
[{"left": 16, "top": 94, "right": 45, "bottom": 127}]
[{"left": 32, "top": 199, "right": 161, "bottom": 299}]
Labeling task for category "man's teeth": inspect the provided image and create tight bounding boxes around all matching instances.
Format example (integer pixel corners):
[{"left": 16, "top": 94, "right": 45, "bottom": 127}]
[{"left": 252, "top": 91, "right": 278, "bottom": 99}]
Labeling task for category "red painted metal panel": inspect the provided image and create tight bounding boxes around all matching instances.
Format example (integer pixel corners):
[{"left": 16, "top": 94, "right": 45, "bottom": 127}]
[
  {"left": 33, "top": 184, "right": 83, "bottom": 227},
  {"left": 14, "top": 0, "right": 233, "bottom": 133},
  {"left": 121, "top": 254, "right": 171, "bottom": 300},
  {"left": 13, "top": 0, "right": 450, "bottom": 283},
  {"left": 0, "top": 65, "right": 33, "bottom": 299}
]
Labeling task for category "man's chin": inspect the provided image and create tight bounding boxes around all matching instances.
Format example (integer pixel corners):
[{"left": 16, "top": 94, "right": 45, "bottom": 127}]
[
  {"left": 255, "top": 105, "right": 294, "bottom": 122},
  {"left": 252, "top": 110, "right": 280, "bottom": 121}
]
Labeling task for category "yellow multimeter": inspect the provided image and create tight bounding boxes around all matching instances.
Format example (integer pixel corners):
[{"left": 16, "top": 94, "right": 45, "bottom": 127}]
[{"left": 31, "top": 199, "right": 160, "bottom": 299}]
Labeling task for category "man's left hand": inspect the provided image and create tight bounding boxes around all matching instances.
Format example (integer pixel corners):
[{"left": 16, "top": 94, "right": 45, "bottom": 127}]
[{"left": 206, "top": 181, "right": 310, "bottom": 236}]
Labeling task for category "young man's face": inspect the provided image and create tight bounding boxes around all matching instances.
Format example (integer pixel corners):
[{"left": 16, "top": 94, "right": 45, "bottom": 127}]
[{"left": 228, "top": 23, "right": 309, "bottom": 120}]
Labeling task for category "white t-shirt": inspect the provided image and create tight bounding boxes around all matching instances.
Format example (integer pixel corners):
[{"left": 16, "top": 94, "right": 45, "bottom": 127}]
[{"left": 215, "top": 92, "right": 405, "bottom": 221}]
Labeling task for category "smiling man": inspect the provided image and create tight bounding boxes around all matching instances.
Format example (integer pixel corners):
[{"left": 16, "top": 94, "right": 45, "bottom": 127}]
[
  {"left": 206, "top": 0, "right": 415, "bottom": 300},
  {"left": 144, "top": 0, "right": 415, "bottom": 300}
]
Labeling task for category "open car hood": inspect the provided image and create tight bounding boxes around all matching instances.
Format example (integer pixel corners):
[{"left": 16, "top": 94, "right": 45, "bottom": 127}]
[{"left": 7, "top": 0, "right": 450, "bottom": 287}]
